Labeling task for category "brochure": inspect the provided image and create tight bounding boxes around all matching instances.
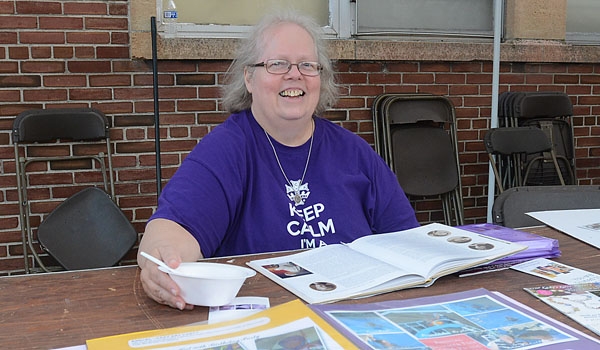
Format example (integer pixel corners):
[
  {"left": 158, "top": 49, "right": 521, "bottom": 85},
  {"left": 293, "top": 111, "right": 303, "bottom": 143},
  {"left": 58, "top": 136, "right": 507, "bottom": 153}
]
[
  {"left": 86, "top": 299, "right": 357, "bottom": 349},
  {"left": 524, "top": 283, "right": 600, "bottom": 337},
  {"left": 511, "top": 258, "right": 600, "bottom": 285},
  {"left": 246, "top": 223, "right": 526, "bottom": 304},
  {"left": 311, "top": 288, "right": 600, "bottom": 349}
]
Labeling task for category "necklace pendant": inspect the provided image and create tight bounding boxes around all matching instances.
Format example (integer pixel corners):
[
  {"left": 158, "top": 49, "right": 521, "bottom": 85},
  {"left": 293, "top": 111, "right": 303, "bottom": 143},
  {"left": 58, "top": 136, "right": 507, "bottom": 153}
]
[{"left": 293, "top": 192, "right": 303, "bottom": 205}]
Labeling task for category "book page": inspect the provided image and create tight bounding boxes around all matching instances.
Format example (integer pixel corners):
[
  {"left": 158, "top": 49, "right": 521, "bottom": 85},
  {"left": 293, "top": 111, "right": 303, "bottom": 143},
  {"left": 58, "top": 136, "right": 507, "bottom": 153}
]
[
  {"left": 348, "top": 223, "right": 526, "bottom": 278},
  {"left": 247, "top": 244, "right": 422, "bottom": 304},
  {"left": 247, "top": 223, "right": 525, "bottom": 304}
]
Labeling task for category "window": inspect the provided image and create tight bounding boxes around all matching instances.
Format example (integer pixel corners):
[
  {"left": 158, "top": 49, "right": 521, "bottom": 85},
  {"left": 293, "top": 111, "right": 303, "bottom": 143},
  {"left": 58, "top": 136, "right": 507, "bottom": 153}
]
[
  {"left": 355, "top": 0, "right": 494, "bottom": 40},
  {"left": 156, "top": 0, "right": 348, "bottom": 38},
  {"left": 155, "top": 0, "right": 495, "bottom": 40},
  {"left": 566, "top": 0, "right": 600, "bottom": 44}
]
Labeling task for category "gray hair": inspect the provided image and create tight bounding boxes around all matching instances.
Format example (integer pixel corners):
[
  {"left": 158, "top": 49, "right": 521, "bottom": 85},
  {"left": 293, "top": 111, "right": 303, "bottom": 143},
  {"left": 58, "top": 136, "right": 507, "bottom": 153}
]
[{"left": 221, "top": 10, "right": 338, "bottom": 115}]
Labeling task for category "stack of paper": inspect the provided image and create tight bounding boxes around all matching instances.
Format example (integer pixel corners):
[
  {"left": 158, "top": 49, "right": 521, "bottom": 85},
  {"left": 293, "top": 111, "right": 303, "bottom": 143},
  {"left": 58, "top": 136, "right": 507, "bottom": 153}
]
[{"left": 457, "top": 223, "right": 560, "bottom": 276}]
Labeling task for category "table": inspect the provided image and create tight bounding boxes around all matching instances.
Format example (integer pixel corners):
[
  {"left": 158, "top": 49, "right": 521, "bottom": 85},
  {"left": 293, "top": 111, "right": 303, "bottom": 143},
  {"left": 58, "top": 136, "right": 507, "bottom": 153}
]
[{"left": 2, "top": 226, "right": 599, "bottom": 349}]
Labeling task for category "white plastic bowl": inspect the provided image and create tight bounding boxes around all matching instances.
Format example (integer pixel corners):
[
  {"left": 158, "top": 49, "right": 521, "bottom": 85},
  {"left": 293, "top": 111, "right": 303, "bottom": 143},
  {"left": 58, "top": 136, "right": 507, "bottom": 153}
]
[{"left": 159, "top": 262, "right": 256, "bottom": 307}]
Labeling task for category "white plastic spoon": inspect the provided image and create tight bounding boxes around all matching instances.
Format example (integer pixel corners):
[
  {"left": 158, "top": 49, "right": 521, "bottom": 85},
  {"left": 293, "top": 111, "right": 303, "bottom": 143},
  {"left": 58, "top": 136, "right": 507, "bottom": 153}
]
[{"left": 140, "top": 251, "right": 177, "bottom": 274}]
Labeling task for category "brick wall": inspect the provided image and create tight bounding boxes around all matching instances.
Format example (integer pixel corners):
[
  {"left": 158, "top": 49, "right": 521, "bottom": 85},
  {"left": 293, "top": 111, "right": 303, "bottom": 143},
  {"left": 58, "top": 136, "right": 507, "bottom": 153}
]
[{"left": 1, "top": 1, "right": 599, "bottom": 275}]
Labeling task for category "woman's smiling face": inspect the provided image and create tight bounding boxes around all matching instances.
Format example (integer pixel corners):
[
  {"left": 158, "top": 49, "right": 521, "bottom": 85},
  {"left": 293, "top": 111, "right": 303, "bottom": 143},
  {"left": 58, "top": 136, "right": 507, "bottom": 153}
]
[{"left": 244, "top": 22, "right": 321, "bottom": 127}]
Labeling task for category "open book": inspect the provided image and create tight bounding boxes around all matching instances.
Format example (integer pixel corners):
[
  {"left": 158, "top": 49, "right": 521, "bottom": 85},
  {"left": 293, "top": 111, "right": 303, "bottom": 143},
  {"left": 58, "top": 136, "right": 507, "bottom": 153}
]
[{"left": 247, "top": 223, "right": 526, "bottom": 304}]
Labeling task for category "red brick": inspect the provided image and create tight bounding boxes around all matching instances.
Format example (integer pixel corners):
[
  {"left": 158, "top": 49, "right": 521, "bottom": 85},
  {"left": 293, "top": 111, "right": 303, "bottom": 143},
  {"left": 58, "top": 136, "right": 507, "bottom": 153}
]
[
  {"left": 0, "top": 16, "right": 37, "bottom": 29},
  {"left": 68, "top": 88, "right": 113, "bottom": 100},
  {"left": 113, "top": 87, "right": 153, "bottom": 100},
  {"left": 67, "top": 32, "right": 110, "bottom": 44},
  {"left": 96, "top": 46, "right": 129, "bottom": 59},
  {"left": 31, "top": 46, "right": 51, "bottom": 59},
  {"left": 0, "top": 32, "right": 17, "bottom": 44},
  {"left": 63, "top": 2, "right": 107, "bottom": 15},
  {"left": 23, "top": 89, "right": 67, "bottom": 101},
  {"left": 21, "top": 61, "right": 65, "bottom": 73},
  {"left": 89, "top": 75, "right": 131, "bottom": 87},
  {"left": 0, "top": 1, "right": 15, "bottom": 14},
  {"left": 177, "top": 100, "right": 217, "bottom": 112},
  {"left": 68, "top": 61, "right": 111, "bottom": 73},
  {"left": 8, "top": 46, "right": 28, "bottom": 59},
  {"left": 16, "top": 1, "right": 62, "bottom": 14},
  {"left": 0, "top": 75, "right": 41, "bottom": 87},
  {"left": 85, "top": 17, "right": 128, "bottom": 30},
  {"left": 20, "top": 32, "right": 65, "bottom": 44},
  {"left": 0, "top": 90, "right": 21, "bottom": 102},
  {"left": 39, "top": 16, "right": 83, "bottom": 30},
  {"left": 44, "top": 75, "right": 87, "bottom": 87}
]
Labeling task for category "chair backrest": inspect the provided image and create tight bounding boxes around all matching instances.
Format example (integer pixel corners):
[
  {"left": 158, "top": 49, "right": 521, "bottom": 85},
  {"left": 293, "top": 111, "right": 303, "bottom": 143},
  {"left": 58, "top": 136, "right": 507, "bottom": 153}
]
[
  {"left": 391, "top": 125, "right": 459, "bottom": 196},
  {"left": 12, "top": 107, "right": 136, "bottom": 272},
  {"left": 12, "top": 107, "right": 109, "bottom": 143},
  {"left": 492, "top": 185, "right": 600, "bottom": 228},
  {"left": 374, "top": 94, "right": 464, "bottom": 226},
  {"left": 484, "top": 126, "right": 552, "bottom": 156},
  {"left": 484, "top": 127, "right": 566, "bottom": 192},
  {"left": 515, "top": 92, "right": 576, "bottom": 185},
  {"left": 516, "top": 92, "right": 573, "bottom": 119}
]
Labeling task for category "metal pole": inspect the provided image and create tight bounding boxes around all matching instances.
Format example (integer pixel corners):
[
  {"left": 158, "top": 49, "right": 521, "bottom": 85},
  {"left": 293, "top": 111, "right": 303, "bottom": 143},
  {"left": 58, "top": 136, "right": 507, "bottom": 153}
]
[
  {"left": 151, "top": 17, "right": 162, "bottom": 197},
  {"left": 487, "top": 0, "right": 503, "bottom": 222}
]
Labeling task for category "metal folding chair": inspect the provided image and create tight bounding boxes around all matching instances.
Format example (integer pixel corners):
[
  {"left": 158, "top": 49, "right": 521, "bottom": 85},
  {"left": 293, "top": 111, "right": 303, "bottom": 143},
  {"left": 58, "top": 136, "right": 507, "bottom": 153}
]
[
  {"left": 12, "top": 108, "right": 137, "bottom": 273},
  {"left": 374, "top": 94, "right": 464, "bottom": 226},
  {"left": 484, "top": 126, "right": 566, "bottom": 194},
  {"left": 497, "top": 91, "right": 576, "bottom": 185}
]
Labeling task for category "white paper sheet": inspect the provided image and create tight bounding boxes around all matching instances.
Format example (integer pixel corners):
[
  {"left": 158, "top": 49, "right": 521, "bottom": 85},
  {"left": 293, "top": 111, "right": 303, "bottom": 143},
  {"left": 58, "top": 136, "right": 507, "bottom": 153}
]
[{"left": 527, "top": 209, "right": 600, "bottom": 249}]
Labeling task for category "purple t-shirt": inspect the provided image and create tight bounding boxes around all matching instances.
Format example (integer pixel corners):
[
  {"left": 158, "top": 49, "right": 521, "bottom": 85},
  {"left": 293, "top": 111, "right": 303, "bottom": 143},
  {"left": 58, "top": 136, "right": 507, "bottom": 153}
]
[{"left": 151, "top": 109, "right": 419, "bottom": 257}]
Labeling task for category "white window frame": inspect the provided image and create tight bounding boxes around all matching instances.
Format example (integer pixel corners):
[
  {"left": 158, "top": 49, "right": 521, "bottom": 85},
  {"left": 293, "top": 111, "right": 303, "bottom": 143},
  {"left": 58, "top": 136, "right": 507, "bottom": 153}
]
[
  {"left": 354, "top": 0, "right": 495, "bottom": 40},
  {"left": 155, "top": 0, "right": 495, "bottom": 41},
  {"left": 156, "top": 0, "right": 351, "bottom": 39}
]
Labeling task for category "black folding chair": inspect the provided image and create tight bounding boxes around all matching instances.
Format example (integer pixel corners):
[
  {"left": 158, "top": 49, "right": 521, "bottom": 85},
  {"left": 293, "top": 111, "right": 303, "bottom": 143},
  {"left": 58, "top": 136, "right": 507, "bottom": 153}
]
[
  {"left": 492, "top": 185, "right": 600, "bottom": 228},
  {"left": 374, "top": 94, "right": 464, "bottom": 226},
  {"left": 484, "top": 126, "right": 566, "bottom": 194},
  {"left": 497, "top": 91, "right": 576, "bottom": 185},
  {"left": 12, "top": 108, "right": 137, "bottom": 273}
]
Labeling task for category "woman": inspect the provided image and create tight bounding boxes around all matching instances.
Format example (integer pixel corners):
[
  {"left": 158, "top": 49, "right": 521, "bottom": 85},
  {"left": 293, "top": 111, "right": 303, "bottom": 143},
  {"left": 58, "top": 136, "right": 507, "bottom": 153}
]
[{"left": 138, "top": 10, "right": 419, "bottom": 310}]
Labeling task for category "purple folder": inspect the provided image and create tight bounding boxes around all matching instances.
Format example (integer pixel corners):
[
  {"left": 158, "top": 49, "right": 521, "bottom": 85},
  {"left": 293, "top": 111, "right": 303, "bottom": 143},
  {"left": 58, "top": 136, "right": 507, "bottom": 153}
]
[{"left": 457, "top": 223, "right": 560, "bottom": 273}]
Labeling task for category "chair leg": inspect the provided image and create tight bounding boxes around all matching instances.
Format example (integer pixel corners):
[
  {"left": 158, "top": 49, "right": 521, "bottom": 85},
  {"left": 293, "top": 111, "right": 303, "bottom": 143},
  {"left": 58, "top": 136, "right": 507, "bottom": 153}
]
[
  {"left": 488, "top": 154, "right": 504, "bottom": 193},
  {"left": 452, "top": 188, "right": 465, "bottom": 226},
  {"left": 441, "top": 194, "right": 452, "bottom": 226},
  {"left": 550, "top": 150, "right": 566, "bottom": 185}
]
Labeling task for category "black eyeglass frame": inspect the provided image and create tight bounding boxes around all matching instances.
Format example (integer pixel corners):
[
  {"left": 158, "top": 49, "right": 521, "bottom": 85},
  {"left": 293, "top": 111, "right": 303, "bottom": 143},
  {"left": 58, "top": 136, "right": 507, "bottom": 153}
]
[{"left": 249, "top": 59, "right": 323, "bottom": 76}]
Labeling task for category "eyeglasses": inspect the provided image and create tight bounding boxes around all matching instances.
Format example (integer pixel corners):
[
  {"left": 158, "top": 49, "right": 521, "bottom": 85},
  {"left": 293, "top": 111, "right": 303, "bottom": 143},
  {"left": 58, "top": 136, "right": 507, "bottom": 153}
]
[{"left": 250, "top": 59, "right": 322, "bottom": 76}]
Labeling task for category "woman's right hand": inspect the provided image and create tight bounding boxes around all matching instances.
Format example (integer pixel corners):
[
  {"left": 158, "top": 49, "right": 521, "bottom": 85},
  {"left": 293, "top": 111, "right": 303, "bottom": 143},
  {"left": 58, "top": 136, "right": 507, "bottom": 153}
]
[{"left": 137, "top": 219, "right": 202, "bottom": 310}]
